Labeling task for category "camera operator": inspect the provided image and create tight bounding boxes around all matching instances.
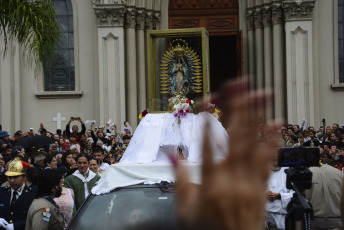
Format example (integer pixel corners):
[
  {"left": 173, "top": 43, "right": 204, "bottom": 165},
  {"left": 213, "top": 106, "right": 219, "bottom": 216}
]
[
  {"left": 304, "top": 149, "right": 344, "bottom": 230},
  {"left": 266, "top": 149, "right": 294, "bottom": 230}
]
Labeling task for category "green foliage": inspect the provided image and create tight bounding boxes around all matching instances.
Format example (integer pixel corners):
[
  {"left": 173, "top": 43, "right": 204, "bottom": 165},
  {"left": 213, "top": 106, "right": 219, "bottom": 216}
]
[{"left": 0, "top": 0, "right": 60, "bottom": 70}]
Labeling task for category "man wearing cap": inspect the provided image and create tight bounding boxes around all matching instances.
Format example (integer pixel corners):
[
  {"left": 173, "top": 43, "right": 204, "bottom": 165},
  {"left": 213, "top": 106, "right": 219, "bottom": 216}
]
[
  {"left": 0, "top": 131, "right": 11, "bottom": 146},
  {"left": 0, "top": 158, "right": 36, "bottom": 230}
]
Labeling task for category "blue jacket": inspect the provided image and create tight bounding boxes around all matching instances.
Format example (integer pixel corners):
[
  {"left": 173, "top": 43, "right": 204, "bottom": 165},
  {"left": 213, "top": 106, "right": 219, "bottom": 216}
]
[{"left": 0, "top": 185, "right": 36, "bottom": 230}]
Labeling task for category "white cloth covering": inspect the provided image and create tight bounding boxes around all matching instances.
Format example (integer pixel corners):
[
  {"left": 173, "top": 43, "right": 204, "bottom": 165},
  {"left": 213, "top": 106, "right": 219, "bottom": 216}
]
[
  {"left": 265, "top": 167, "right": 294, "bottom": 230},
  {"left": 120, "top": 112, "right": 229, "bottom": 164},
  {"left": 99, "top": 162, "right": 109, "bottom": 175},
  {"left": 91, "top": 162, "right": 201, "bottom": 195}
]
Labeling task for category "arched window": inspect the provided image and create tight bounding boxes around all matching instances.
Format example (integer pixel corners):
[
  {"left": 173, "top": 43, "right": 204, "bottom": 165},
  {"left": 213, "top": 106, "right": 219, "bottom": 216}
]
[
  {"left": 339, "top": 0, "right": 344, "bottom": 82},
  {"left": 44, "top": 0, "right": 74, "bottom": 91}
]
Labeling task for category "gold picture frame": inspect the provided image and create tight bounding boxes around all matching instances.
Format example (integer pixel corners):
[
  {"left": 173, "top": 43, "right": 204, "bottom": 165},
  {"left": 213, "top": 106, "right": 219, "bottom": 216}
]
[{"left": 146, "top": 28, "right": 210, "bottom": 113}]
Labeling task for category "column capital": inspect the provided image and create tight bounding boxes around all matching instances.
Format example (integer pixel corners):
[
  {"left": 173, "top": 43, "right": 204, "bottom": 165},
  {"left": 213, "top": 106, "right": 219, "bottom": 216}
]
[
  {"left": 262, "top": 5, "right": 272, "bottom": 27},
  {"left": 254, "top": 7, "right": 264, "bottom": 29},
  {"left": 125, "top": 7, "right": 137, "bottom": 28},
  {"left": 271, "top": 2, "right": 284, "bottom": 25},
  {"left": 94, "top": 7, "right": 126, "bottom": 27},
  {"left": 153, "top": 11, "right": 161, "bottom": 30},
  {"left": 246, "top": 8, "right": 255, "bottom": 31},
  {"left": 136, "top": 8, "right": 146, "bottom": 30},
  {"left": 145, "top": 10, "right": 154, "bottom": 30},
  {"left": 282, "top": 0, "right": 316, "bottom": 21}
]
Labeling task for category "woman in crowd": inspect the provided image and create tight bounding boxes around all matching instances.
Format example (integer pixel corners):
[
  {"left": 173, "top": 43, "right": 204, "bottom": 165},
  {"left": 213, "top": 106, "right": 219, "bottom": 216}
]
[
  {"left": 60, "top": 152, "right": 75, "bottom": 172},
  {"left": 104, "top": 152, "right": 115, "bottom": 165},
  {"left": 44, "top": 155, "right": 58, "bottom": 169},
  {"left": 54, "top": 175, "right": 75, "bottom": 227},
  {"left": 57, "top": 137, "right": 64, "bottom": 152},
  {"left": 327, "top": 132, "right": 341, "bottom": 147},
  {"left": 323, "top": 126, "right": 333, "bottom": 142},
  {"left": 89, "top": 158, "right": 101, "bottom": 175},
  {"left": 65, "top": 158, "right": 78, "bottom": 177}
]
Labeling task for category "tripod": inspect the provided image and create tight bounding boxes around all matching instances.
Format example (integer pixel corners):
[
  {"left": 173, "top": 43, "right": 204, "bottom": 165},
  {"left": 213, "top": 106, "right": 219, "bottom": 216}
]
[{"left": 285, "top": 181, "right": 313, "bottom": 230}]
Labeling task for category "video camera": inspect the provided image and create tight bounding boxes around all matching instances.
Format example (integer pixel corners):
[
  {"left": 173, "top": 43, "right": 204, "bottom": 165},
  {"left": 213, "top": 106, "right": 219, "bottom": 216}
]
[
  {"left": 277, "top": 148, "right": 319, "bottom": 230},
  {"left": 278, "top": 148, "right": 319, "bottom": 191}
]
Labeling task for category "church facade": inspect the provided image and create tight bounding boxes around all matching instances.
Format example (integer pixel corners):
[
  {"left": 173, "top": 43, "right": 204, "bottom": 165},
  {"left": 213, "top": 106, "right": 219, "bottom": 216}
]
[{"left": 0, "top": 0, "right": 343, "bottom": 134}]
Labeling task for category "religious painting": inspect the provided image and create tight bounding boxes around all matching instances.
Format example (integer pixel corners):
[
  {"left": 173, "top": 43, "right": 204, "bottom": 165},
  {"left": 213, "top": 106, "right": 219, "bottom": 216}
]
[{"left": 146, "top": 28, "right": 210, "bottom": 112}]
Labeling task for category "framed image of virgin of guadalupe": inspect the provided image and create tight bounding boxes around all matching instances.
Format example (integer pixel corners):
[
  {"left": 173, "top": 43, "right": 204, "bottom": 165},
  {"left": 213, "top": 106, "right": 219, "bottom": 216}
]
[{"left": 146, "top": 28, "right": 210, "bottom": 113}]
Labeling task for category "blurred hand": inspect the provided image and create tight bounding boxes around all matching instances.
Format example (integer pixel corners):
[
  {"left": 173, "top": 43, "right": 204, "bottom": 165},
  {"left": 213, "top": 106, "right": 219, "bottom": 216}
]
[
  {"left": 174, "top": 80, "right": 281, "bottom": 230},
  {"left": 266, "top": 191, "right": 279, "bottom": 201}
]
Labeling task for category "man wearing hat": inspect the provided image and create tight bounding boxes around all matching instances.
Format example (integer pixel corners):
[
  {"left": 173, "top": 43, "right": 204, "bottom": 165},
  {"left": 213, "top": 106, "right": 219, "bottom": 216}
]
[
  {"left": 0, "top": 131, "right": 11, "bottom": 146},
  {"left": 0, "top": 158, "right": 36, "bottom": 230}
]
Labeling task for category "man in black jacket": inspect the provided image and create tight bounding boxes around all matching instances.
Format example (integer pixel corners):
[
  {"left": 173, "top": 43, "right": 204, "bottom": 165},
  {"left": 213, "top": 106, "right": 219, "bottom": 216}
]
[{"left": 0, "top": 158, "right": 36, "bottom": 230}]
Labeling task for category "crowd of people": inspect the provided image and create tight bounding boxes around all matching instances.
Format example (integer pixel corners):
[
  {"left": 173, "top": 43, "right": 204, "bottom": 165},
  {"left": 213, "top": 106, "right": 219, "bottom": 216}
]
[
  {"left": 0, "top": 117, "right": 134, "bottom": 229},
  {"left": 0, "top": 117, "right": 134, "bottom": 179},
  {"left": 282, "top": 122, "right": 344, "bottom": 171}
]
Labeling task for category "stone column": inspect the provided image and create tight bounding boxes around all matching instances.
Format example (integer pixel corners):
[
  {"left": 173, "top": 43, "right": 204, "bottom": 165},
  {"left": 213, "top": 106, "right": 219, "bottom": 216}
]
[
  {"left": 254, "top": 6, "right": 265, "bottom": 90},
  {"left": 153, "top": 0, "right": 161, "bottom": 29},
  {"left": 271, "top": 1, "right": 286, "bottom": 120},
  {"left": 136, "top": 9, "right": 146, "bottom": 113},
  {"left": 263, "top": 4, "right": 274, "bottom": 120},
  {"left": 125, "top": 7, "right": 138, "bottom": 129},
  {"left": 246, "top": 8, "right": 256, "bottom": 87},
  {"left": 93, "top": 7, "right": 126, "bottom": 128},
  {"left": 283, "top": 0, "right": 316, "bottom": 125}
]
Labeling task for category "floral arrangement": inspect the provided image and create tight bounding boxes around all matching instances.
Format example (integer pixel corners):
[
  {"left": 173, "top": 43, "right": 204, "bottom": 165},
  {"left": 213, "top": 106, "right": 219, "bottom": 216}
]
[
  {"left": 139, "top": 109, "right": 148, "bottom": 120},
  {"left": 206, "top": 103, "right": 223, "bottom": 121},
  {"left": 168, "top": 95, "right": 195, "bottom": 119},
  {"left": 172, "top": 100, "right": 194, "bottom": 118}
]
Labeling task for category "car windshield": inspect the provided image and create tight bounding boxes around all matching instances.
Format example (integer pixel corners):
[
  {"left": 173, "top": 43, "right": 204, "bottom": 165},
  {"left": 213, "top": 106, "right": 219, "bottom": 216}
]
[{"left": 68, "top": 185, "right": 176, "bottom": 230}]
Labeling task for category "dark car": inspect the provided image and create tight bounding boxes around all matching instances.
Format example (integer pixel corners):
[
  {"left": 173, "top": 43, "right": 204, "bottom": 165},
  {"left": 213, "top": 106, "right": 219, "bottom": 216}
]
[{"left": 67, "top": 182, "right": 176, "bottom": 230}]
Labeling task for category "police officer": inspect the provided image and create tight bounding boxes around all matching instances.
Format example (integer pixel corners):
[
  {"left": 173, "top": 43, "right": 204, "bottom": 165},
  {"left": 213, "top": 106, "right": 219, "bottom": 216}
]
[
  {"left": 25, "top": 169, "right": 64, "bottom": 230},
  {"left": 0, "top": 158, "right": 35, "bottom": 230}
]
